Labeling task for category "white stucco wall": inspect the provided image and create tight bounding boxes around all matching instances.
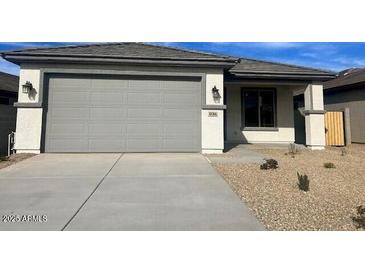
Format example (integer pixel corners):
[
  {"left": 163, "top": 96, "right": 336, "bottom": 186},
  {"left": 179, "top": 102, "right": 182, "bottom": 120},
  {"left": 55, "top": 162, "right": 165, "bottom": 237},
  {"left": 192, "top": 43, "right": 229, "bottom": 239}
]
[
  {"left": 304, "top": 83, "right": 324, "bottom": 110},
  {"left": 305, "top": 114, "right": 325, "bottom": 149},
  {"left": 201, "top": 109, "right": 224, "bottom": 153},
  {"left": 304, "top": 83, "right": 325, "bottom": 149},
  {"left": 15, "top": 108, "right": 43, "bottom": 153},
  {"left": 17, "top": 69, "right": 41, "bottom": 103},
  {"left": 15, "top": 63, "right": 225, "bottom": 153},
  {"left": 225, "top": 84, "right": 295, "bottom": 144},
  {"left": 202, "top": 71, "right": 224, "bottom": 153},
  {"left": 15, "top": 68, "right": 42, "bottom": 153},
  {"left": 205, "top": 73, "right": 224, "bottom": 105}
]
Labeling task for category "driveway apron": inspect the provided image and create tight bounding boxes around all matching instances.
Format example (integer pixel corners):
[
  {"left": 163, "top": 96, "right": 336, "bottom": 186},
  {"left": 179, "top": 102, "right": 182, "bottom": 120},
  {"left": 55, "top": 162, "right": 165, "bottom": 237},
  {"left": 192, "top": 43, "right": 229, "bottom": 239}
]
[
  {"left": 0, "top": 154, "right": 120, "bottom": 230},
  {"left": 65, "top": 153, "right": 264, "bottom": 230}
]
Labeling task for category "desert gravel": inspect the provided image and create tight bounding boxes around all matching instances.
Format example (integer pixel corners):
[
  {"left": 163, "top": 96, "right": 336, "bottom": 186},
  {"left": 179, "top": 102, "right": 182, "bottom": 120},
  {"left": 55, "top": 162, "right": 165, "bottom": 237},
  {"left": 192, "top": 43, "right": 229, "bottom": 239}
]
[{"left": 213, "top": 144, "right": 365, "bottom": 231}]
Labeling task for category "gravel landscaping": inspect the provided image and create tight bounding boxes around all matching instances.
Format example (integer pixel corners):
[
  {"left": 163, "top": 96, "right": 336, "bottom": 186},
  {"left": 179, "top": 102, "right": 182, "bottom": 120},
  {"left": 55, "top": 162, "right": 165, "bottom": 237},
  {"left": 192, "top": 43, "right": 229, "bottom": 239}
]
[
  {"left": 0, "top": 153, "right": 36, "bottom": 170},
  {"left": 212, "top": 144, "right": 365, "bottom": 231}
]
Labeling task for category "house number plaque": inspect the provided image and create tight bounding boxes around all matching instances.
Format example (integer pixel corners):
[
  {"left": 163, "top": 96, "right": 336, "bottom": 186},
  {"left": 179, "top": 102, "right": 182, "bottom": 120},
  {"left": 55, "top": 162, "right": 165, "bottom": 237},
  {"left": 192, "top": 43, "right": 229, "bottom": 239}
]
[{"left": 208, "top": 112, "right": 218, "bottom": 117}]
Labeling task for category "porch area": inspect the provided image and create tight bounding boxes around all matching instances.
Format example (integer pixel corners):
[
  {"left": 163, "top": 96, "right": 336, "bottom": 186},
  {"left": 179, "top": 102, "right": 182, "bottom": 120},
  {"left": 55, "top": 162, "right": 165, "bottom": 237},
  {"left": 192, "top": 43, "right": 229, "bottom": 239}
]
[{"left": 224, "top": 81, "right": 327, "bottom": 150}]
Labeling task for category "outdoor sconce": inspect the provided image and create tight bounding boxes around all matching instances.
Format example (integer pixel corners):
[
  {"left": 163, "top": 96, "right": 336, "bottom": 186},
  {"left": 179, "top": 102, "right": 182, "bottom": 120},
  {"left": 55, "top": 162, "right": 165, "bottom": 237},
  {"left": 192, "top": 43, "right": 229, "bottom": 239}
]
[
  {"left": 22, "top": 81, "right": 33, "bottom": 93},
  {"left": 212, "top": 85, "right": 221, "bottom": 99}
]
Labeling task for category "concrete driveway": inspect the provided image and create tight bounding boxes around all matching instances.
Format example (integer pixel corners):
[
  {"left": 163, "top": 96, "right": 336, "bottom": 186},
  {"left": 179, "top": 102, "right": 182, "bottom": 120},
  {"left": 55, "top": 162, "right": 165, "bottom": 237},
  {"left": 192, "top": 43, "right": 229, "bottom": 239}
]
[{"left": 0, "top": 153, "right": 264, "bottom": 231}]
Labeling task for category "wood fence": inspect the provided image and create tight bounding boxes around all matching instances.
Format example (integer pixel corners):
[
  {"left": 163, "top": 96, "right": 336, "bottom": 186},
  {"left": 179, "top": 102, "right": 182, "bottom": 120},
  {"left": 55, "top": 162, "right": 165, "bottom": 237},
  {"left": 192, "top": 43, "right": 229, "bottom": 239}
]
[{"left": 324, "top": 111, "right": 345, "bottom": 146}]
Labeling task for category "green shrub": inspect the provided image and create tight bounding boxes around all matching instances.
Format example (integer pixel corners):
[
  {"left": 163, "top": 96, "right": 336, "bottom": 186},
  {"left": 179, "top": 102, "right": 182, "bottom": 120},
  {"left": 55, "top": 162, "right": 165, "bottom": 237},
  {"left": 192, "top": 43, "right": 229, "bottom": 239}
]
[
  {"left": 260, "top": 159, "right": 278, "bottom": 170},
  {"left": 323, "top": 162, "right": 335, "bottom": 168},
  {"left": 352, "top": 205, "right": 365, "bottom": 229},
  {"left": 297, "top": 172, "right": 309, "bottom": 192}
]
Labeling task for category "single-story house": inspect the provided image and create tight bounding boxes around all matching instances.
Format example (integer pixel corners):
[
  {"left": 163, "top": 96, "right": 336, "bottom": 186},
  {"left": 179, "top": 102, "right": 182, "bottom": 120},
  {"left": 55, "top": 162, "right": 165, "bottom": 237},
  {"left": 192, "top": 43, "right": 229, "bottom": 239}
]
[
  {"left": 1, "top": 43, "right": 335, "bottom": 154},
  {"left": 323, "top": 68, "right": 365, "bottom": 144},
  {"left": 0, "top": 71, "right": 18, "bottom": 155}
]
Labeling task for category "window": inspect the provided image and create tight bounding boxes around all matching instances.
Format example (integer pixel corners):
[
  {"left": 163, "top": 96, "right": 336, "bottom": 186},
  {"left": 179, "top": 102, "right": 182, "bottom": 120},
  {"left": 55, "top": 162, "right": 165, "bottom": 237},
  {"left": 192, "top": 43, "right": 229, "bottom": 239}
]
[{"left": 241, "top": 88, "right": 276, "bottom": 128}]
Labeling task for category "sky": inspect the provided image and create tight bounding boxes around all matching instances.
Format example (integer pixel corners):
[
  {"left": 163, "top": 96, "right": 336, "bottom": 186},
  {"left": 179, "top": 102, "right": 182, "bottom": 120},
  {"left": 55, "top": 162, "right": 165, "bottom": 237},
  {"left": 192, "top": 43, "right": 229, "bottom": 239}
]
[{"left": 1, "top": 42, "right": 365, "bottom": 76}]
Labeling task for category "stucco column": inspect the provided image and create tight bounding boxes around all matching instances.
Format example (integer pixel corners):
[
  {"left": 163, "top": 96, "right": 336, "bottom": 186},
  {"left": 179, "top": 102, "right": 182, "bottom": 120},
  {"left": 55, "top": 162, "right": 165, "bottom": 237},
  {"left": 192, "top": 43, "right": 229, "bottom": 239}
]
[
  {"left": 303, "top": 83, "right": 326, "bottom": 150},
  {"left": 14, "top": 68, "right": 43, "bottom": 154},
  {"left": 201, "top": 71, "right": 224, "bottom": 154}
]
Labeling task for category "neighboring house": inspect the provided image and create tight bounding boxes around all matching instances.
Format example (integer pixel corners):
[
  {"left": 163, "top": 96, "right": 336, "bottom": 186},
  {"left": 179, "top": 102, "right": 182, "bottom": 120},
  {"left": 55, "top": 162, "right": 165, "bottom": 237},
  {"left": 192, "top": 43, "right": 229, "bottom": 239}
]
[
  {"left": 0, "top": 71, "right": 18, "bottom": 155},
  {"left": 0, "top": 43, "right": 335, "bottom": 154},
  {"left": 324, "top": 68, "right": 365, "bottom": 144}
]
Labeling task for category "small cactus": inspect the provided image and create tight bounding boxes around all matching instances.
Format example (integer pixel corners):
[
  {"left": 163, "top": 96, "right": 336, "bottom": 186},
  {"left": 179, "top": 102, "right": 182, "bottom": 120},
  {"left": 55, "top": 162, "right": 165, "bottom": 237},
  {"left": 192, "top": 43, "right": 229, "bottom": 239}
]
[
  {"left": 297, "top": 172, "right": 309, "bottom": 192},
  {"left": 352, "top": 205, "right": 365, "bottom": 229}
]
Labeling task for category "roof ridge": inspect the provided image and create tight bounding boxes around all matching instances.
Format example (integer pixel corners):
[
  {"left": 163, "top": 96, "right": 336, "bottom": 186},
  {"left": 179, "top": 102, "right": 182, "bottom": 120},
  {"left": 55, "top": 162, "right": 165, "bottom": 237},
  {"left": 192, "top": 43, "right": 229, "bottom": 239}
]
[
  {"left": 237, "top": 56, "right": 335, "bottom": 74},
  {"left": 144, "top": 43, "right": 238, "bottom": 60}
]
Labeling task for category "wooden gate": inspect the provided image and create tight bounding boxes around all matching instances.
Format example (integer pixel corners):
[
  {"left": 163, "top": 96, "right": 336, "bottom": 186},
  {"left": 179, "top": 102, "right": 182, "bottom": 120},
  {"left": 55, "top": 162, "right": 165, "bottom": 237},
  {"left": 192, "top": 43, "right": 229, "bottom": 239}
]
[{"left": 324, "top": 111, "right": 345, "bottom": 146}]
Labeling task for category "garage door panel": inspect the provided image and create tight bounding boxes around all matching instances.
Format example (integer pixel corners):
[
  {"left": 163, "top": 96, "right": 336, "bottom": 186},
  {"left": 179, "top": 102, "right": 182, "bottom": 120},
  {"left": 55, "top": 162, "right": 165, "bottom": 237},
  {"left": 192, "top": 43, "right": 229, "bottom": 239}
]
[
  {"left": 164, "top": 123, "right": 199, "bottom": 137},
  {"left": 162, "top": 103, "right": 200, "bottom": 110},
  {"left": 51, "top": 92, "right": 89, "bottom": 105},
  {"left": 162, "top": 79, "right": 200, "bottom": 90},
  {"left": 127, "top": 93, "right": 162, "bottom": 105},
  {"left": 88, "top": 138, "right": 126, "bottom": 152},
  {"left": 90, "top": 93, "right": 124, "bottom": 106},
  {"left": 163, "top": 109, "right": 199, "bottom": 120},
  {"left": 127, "top": 108, "right": 162, "bottom": 119},
  {"left": 90, "top": 108, "right": 126, "bottom": 120},
  {"left": 127, "top": 123, "right": 163, "bottom": 136},
  {"left": 88, "top": 123, "right": 124, "bottom": 136},
  {"left": 48, "top": 121, "right": 88, "bottom": 136},
  {"left": 50, "top": 77, "right": 92, "bottom": 89},
  {"left": 47, "top": 138, "right": 89, "bottom": 152},
  {"left": 129, "top": 79, "right": 161, "bottom": 90},
  {"left": 50, "top": 107, "right": 89, "bottom": 119},
  {"left": 91, "top": 78, "right": 128, "bottom": 90},
  {"left": 163, "top": 93, "right": 198, "bottom": 105},
  {"left": 45, "top": 75, "right": 201, "bottom": 152},
  {"left": 126, "top": 138, "right": 163, "bottom": 152},
  {"left": 164, "top": 138, "right": 199, "bottom": 151}
]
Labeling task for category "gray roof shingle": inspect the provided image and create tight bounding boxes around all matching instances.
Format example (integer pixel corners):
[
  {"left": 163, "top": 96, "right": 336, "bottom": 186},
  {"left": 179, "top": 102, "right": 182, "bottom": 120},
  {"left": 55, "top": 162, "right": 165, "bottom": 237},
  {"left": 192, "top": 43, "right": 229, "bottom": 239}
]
[
  {"left": 1, "top": 42, "right": 237, "bottom": 61},
  {"left": 229, "top": 58, "right": 335, "bottom": 79},
  {"left": 1, "top": 42, "right": 335, "bottom": 80},
  {"left": 324, "top": 68, "right": 365, "bottom": 90},
  {"left": 0, "top": 71, "right": 19, "bottom": 93}
]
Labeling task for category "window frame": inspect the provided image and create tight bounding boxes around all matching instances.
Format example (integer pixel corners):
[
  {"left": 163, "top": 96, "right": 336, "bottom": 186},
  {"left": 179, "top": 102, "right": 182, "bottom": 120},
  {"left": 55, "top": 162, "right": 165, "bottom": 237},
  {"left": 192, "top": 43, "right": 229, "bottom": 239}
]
[{"left": 241, "top": 87, "right": 278, "bottom": 131}]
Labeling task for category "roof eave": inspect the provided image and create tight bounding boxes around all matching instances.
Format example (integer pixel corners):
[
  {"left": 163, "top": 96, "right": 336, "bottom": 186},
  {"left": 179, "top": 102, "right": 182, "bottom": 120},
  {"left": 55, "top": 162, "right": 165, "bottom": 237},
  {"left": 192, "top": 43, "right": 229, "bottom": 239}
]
[
  {"left": 324, "top": 81, "right": 365, "bottom": 91},
  {"left": 229, "top": 71, "right": 336, "bottom": 81},
  {"left": 1, "top": 52, "right": 238, "bottom": 62},
  {"left": 2, "top": 54, "right": 237, "bottom": 68}
]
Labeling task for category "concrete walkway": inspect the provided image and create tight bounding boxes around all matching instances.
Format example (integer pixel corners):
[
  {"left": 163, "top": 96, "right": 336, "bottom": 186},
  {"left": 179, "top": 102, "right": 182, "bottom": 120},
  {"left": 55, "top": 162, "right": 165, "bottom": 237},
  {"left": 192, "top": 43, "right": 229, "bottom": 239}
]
[
  {"left": 0, "top": 153, "right": 264, "bottom": 231},
  {"left": 207, "top": 144, "right": 265, "bottom": 164}
]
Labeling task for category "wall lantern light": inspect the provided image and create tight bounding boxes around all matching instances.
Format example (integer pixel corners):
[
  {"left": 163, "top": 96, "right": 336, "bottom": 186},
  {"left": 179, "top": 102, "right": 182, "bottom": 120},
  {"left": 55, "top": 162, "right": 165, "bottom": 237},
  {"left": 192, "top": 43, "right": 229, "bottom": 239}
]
[
  {"left": 22, "top": 81, "right": 33, "bottom": 93},
  {"left": 212, "top": 85, "right": 221, "bottom": 99}
]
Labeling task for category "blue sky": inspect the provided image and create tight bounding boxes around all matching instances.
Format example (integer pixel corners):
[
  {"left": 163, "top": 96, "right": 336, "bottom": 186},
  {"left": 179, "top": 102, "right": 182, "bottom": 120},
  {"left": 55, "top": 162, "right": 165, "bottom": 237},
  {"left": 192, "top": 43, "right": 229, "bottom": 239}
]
[{"left": 1, "top": 42, "right": 365, "bottom": 75}]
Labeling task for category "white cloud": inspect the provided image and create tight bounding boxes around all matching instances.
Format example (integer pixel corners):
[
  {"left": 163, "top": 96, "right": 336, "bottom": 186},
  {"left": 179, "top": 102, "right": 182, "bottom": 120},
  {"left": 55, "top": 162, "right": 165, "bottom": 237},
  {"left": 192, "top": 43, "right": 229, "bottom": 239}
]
[
  {"left": 204, "top": 42, "right": 302, "bottom": 50},
  {"left": 299, "top": 52, "right": 319, "bottom": 58},
  {"left": 253, "top": 42, "right": 301, "bottom": 49},
  {"left": 332, "top": 57, "right": 365, "bottom": 67}
]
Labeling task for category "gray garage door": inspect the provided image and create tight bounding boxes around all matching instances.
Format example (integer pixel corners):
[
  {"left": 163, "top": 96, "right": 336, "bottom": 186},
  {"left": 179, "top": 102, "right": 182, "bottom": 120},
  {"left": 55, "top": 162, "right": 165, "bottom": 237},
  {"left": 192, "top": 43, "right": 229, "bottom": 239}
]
[{"left": 44, "top": 74, "right": 201, "bottom": 152}]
